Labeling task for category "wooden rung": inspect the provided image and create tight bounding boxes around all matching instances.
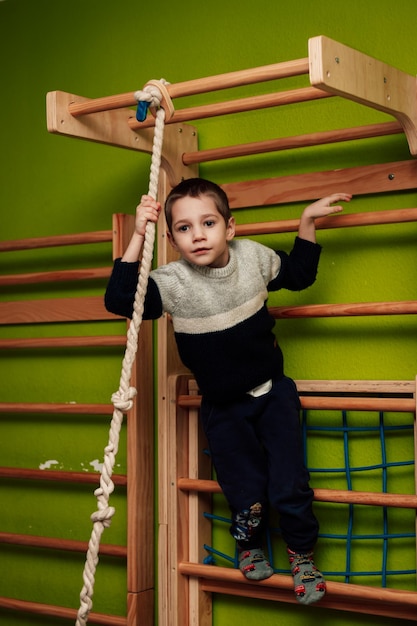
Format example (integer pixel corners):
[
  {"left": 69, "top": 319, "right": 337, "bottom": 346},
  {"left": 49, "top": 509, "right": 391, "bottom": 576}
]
[
  {"left": 177, "top": 394, "right": 415, "bottom": 412},
  {"left": 235, "top": 207, "right": 417, "bottom": 237},
  {"left": 183, "top": 121, "right": 403, "bottom": 165},
  {"left": 0, "top": 466, "right": 127, "bottom": 486},
  {"left": 296, "top": 379, "right": 416, "bottom": 394},
  {"left": 200, "top": 579, "right": 415, "bottom": 620},
  {"left": 0, "top": 230, "right": 112, "bottom": 252},
  {"left": 270, "top": 300, "right": 417, "bottom": 319},
  {"left": 309, "top": 35, "right": 417, "bottom": 156},
  {"left": 0, "top": 336, "right": 126, "bottom": 349},
  {"left": 0, "top": 295, "right": 119, "bottom": 325},
  {"left": 0, "top": 266, "right": 111, "bottom": 287},
  {"left": 178, "top": 479, "right": 417, "bottom": 509},
  {"left": 182, "top": 567, "right": 417, "bottom": 621},
  {"left": 179, "top": 562, "right": 417, "bottom": 607},
  {"left": 0, "top": 402, "right": 114, "bottom": 414},
  {"left": 128, "top": 87, "right": 331, "bottom": 129},
  {"left": 0, "top": 596, "right": 127, "bottom": 625},
  {"left": 0, "top": 531, "right": 126, "bottom": 558},
  {"left": 66, "top": 58, "right": 310, "bottom": 117}
]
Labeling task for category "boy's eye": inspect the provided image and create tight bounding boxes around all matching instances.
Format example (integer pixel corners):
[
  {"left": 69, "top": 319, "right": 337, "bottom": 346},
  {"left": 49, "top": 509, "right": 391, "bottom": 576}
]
[
  {"left": 178, "top": 225, "right": 189, "bottom": 232},
  {"left": 204, "top": 220, "right": 215, "bottom": 227}
]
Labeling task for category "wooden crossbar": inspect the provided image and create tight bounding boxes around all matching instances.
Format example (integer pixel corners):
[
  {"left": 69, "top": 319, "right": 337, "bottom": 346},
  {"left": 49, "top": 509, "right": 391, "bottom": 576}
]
[
  {"left": 0, "top": 531, "right": 126, "bottom": 557},
  {"left": 0, "top": 266, "right": 111, "bottom": 286},
  {"left": 0, "top": 230, "right": 113, "bottom": 252},
  {"left": 179, "top": 563, "right": 417, "bottom": 621},
  {"left": 0, "top": 466, "right": 127, "bottom": 485},
  {"left": 0, "top": 402, "right": 114, "bottom": 414},
  {"left": 178, "top": 394, "right": 416, "bottom": 412},
  {"left": 0, "top": 597, "right": 127, "bottom": 625},
  {"left": 67, "top": 58, "right": 310, "bottom": 117},
  {"left": 128, "top": 87, "right": 331, "bottom": 130},
  {"left": 235, "top": 207, "right": 417, "bottom": 236},
  {"left": 0, "top": 295, "right": 118, "bottom": 324},
  {"left": 271, "top": 300, "right": 417, "bottom": 318},
  {"left": 183, "top": 121, "right": 404, "bottom": 164},
  {"left": 178, "top": 479, "right": 417, "bottom": 509},
  {"left": 0, "top": 336, "right": 126, "bottom": 349}
]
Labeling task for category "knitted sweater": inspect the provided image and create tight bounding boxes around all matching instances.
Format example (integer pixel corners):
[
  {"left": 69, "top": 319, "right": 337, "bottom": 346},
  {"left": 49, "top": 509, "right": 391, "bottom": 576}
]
[{"left": 105, "top": 237, "right": 321, "bottom": 403}]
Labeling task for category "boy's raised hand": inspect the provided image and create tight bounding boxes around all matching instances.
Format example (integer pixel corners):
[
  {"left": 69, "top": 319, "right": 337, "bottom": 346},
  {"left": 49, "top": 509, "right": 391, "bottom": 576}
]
[
  {"left": 303, "top": 193, "right": 352, "bottom": 220},
  {"left": 298, "top": 193, "right": 352, "bottom": 243}
]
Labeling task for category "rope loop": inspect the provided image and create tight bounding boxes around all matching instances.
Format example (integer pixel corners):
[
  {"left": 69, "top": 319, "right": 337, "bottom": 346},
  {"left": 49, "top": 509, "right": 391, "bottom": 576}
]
[{"left": 134, "top": 78, "right": 175, "bottom": 121}]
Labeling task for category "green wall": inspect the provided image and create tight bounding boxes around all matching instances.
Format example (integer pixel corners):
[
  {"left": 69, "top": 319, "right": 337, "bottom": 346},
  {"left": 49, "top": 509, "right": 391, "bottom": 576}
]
[{"left": 1, "top": 0, "right": 416, "bottom": 625}]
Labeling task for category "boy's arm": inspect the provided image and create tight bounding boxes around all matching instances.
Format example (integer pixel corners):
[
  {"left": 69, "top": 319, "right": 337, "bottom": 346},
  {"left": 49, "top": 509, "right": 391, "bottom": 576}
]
[
  {"left": 298, "top": 193, "right": 352, "bottom": 243},
  {"left": 104, "top": 194, "right": 163, "bottom": 318},
  {"left": 268, "top": 193, "right": 352, "bottom": 292}
]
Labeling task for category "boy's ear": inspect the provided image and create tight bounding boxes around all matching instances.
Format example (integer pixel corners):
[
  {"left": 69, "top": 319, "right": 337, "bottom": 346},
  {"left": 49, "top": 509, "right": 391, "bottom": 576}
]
[
  {"left": 226, "top": 216, "right": 236, "bottom": 241},
  {"left": 166, "top": 231, "right": 179, "bottom": 251}
]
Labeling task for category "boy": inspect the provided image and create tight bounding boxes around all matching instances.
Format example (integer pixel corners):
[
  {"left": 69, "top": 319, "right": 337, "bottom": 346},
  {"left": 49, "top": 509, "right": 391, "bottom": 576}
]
[{"left": 105, "top": 178, "right": 352, "bottom": 605}]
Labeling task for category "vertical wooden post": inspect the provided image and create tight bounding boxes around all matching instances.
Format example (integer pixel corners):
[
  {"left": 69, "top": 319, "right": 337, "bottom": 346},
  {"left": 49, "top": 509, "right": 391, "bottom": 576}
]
[{"left": 112, "top": 213, "right": 155, "bottom": 626}]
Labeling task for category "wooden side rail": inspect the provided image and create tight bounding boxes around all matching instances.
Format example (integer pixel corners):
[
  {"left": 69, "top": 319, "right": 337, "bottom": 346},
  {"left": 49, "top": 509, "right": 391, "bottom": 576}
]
[
  {"left": 0, "top": 531, "right": 126, "bottom": 557},
  {"left": 0, "top": 597, "right": 127, "bottom": 626},
  {"left": 179, "top": 563, "right": 417, "bottom": 621}
]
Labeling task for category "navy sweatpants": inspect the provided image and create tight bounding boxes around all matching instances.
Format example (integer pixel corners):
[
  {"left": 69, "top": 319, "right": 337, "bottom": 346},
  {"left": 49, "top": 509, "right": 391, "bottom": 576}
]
[{"left": 200, "top": 376, "right": 319, "bottom": 553}]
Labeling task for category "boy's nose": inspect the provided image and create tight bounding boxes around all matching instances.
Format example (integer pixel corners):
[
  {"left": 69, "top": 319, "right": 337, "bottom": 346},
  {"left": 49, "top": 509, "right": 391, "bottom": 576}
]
[{"left": 193, "top": 227, "right": 205, "bottom": 241}]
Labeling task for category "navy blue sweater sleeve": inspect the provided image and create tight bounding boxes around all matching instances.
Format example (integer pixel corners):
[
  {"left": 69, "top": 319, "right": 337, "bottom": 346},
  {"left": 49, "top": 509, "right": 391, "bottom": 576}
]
[
  {"left": 104, "top": 258, "right": 163, "bottom": 320},
  {"left": 268, "top": 236, "right": 322, "bottom": 292}
]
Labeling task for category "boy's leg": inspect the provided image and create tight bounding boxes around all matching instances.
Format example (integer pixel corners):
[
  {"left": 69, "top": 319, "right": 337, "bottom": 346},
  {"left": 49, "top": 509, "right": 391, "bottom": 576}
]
[
  {"left": 255, "top": 377, "right": 326, "bottom": 602},
  {"left": 233, "top": 502, "right": 273, "bottom": 580},
  {"left": 287, "top": 548, "right": 326, "bottom": 605},
  {"left": 200, "top": 396, "right": 273, "bottom": 581}
]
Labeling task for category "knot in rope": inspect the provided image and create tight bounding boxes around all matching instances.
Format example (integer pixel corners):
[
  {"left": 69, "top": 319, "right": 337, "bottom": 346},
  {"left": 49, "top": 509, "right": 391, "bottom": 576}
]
[
  {"left": 111, "top": 386, "right": 137, "bottom": 412},
  {"left": 90, "top": 506, "right": 115, "bottom": 528},
  {"left": 134, "top": 78, "right": 175, "bottom": 122},
  {"left": 134, "top": 78, "right": 166, "bottom": 108}
]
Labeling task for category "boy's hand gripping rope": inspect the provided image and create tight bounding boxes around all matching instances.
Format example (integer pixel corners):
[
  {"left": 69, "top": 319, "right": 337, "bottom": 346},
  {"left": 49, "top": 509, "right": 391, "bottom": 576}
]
[{"left": 76, "top": 79, "right": 173, "bottom": 626}]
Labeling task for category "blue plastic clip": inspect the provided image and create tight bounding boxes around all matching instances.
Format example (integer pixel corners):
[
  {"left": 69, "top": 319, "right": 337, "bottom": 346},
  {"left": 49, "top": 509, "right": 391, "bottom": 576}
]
[{"left": 136, "top": 101, "right": 150, "bottom": 122}]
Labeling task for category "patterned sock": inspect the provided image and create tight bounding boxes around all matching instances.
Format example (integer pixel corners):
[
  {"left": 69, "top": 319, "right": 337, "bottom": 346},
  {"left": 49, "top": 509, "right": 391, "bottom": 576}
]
[
  {"left": 287, "top": 548, "right": 326, "bottom": 605},
  {"left": 238, "top": 547, "right": 274, "bottom": 581}
]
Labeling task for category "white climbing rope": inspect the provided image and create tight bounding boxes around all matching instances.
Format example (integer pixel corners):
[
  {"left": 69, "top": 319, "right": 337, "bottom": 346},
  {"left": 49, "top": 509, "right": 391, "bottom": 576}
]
[{"left": 76, "top": 80, "right": 172, "bottom": 626}]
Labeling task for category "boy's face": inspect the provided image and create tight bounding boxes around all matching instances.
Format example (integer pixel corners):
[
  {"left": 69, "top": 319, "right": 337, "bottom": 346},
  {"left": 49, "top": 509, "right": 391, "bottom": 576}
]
[{"left": 167, "top": 194, "right": 235, "bottom": 268}]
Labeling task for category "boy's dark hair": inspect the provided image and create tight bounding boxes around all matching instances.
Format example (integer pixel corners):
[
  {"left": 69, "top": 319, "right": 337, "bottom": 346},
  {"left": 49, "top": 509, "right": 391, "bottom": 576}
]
[{"left": 165, "top": 178, "right": 232, "bottom": 232}]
